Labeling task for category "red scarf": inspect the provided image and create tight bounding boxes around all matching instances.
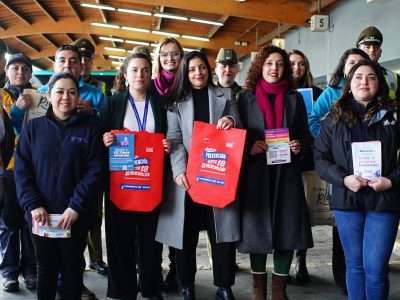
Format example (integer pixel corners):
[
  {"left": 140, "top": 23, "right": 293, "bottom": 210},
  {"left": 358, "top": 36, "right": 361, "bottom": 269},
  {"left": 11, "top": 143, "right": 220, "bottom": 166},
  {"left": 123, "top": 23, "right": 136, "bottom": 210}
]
[
  {"left": 255, "top": 79, "right": 289, "bottom": 129},
  {"left": 154, "top": 69, "right": 175, "bottom": 96}
]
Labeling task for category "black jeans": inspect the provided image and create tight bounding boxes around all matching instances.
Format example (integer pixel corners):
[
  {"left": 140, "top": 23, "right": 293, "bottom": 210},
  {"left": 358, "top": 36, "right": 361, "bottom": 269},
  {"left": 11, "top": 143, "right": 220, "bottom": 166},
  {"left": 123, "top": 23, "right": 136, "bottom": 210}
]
[
  {"left": 32, "top": 220, "right": 88, "bottom": 300},
  {"left": 0, "top": 171, "right": 36, "bottom": 278},
  {"left": 105, "top": 199, "right": 163, "bottom": 300},
  {"left": 175, "top": 197, "right": 236, "bottom": 288}
]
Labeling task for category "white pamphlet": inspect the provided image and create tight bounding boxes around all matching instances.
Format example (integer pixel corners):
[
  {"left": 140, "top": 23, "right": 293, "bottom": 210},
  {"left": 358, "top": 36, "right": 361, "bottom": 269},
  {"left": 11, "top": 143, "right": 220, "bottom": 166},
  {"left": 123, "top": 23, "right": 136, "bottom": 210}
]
[{"left": 351, "top": 141, "right": 381, "bottom": 180}]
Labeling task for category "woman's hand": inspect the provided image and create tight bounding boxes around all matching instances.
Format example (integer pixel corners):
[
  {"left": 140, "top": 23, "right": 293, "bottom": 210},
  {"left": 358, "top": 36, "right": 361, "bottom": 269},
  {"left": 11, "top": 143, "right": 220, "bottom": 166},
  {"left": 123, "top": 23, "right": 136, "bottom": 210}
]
[
  {"left": 216, "top": 117, "right": 234, "bottom": 130},
  {"left": 162, "top": 139, "right": 172, "bottom": 155},
  {"left": 57, "top": 208, "right": 79, "bottom": 230},
  {"left": 15, "top": 93, "right": 33, "bottom": 110},
  {"left": 368, "top": 177, "right": 392, "bottom": 192},
  {"left": 77, "top": 99, "right": 94, "bottom": 115},
  {"left": 31, "top": 207, "right": 49, "bottom": 226},
  {"left": 289, "top": 139, "right": 301, "bottom": 155},
  {"left": 103, "top": 132, "right": 116, "bottom": 147},
  {"left": 251, "top": 140, "right": 268, "bottom": 156},
  {"left": 175, "top": 172, "right": 189, "bottom": 191},
  {"left": 343, "top": 175, "right": 368, "bottom": 192}
]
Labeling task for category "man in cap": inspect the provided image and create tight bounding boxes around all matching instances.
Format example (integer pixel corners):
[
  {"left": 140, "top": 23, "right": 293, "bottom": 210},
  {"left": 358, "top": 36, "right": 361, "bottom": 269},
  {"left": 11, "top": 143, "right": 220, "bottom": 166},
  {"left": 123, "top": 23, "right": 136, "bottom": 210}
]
[
  {"left": 215, "top": 48, "right": 241, "bottom": 98},
  {"left": 356, "top": 26, "right": 400, "bottom": 101},
  {"left": 71, "top": 38, "right": 109, "bottom": 277},
  {"left": 72, "top": 38, "right": 112, "bottom": 97},
  {"left": 0, "top": 53, "right": 37, "bottom": 292}
]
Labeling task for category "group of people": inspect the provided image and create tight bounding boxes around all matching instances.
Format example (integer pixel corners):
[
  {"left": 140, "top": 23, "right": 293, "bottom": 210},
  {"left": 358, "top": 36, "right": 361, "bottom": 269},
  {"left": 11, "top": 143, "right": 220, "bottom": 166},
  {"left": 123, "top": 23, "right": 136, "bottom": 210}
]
[{"left": 0, "top": 24, "right": 398, "bottom": 300}]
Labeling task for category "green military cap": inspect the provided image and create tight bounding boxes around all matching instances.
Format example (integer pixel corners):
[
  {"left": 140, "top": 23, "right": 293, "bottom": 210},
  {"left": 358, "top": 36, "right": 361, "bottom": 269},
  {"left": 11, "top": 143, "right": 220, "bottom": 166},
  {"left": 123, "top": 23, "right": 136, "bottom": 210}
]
[
  {"left": 0, "top": 39, "right": 8, "bottom": 55},
  {"left": 216, "top": 48, "right": 238, "bottom": 65},
  {"left": 356, "top": 26, "right": 383, "bottom": 47},
  {"left": 131, "top": 46, "right": 151, "bottom": 58},
  {"left": 72, "top": 38, "right": 95, "bottom": 58}
]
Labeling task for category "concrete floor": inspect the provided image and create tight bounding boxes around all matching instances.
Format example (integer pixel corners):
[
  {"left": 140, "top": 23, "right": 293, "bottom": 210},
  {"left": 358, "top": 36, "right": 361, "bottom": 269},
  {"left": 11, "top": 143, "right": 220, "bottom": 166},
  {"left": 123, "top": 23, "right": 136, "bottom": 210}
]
[{"left": 2, "top": 226, "right": 400, "bottom": 299}]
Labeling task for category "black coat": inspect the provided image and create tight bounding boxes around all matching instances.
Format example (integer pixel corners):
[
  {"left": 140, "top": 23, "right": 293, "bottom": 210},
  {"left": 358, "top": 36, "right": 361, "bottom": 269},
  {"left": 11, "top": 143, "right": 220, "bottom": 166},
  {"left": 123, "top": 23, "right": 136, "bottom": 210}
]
[
  {"left": 314, "top": 106, "right": 400, "bottom": 211},
  {"left": 237, "top": 90, "right": 313, "bottom": 253}
]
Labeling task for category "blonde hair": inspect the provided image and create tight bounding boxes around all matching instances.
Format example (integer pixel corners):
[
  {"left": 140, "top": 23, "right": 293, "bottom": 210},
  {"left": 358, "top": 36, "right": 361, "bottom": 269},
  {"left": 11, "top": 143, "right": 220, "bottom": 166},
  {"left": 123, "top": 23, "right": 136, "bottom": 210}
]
[{"left": 152, "top": 38, "right": 184, "bottom": 78}]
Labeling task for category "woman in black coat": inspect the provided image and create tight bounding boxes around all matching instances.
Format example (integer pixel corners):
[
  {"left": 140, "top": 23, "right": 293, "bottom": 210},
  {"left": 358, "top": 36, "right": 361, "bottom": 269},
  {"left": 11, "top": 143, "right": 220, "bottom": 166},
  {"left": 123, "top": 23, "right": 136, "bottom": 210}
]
[
  {"left": 238, "top": 46, "right": 313, "bottom": 300},
  {"left": 314, "top": 60, "right": 400, "bottom": 300},
  {"left": 101, "top": 51, "right": 170, "bottom": 300}
]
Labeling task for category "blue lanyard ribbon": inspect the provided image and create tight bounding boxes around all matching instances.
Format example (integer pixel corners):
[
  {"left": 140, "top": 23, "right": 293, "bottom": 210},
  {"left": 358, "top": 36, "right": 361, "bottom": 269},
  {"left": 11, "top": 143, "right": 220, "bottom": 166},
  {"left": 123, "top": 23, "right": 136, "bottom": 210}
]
[{"left": 128, "top": 93, "right": 150, "bottom": 131}]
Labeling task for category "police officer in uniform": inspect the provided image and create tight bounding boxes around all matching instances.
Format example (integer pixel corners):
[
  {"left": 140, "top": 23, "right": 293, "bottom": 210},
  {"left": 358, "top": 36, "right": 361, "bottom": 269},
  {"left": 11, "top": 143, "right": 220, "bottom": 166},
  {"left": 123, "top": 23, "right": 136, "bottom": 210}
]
[
  {"left": 356, "top": 26, "right": 400, "bottom": 101},
  {"left": 72, "top": 38, "right": 112, "bottom": 97},
  {"left": 215, "top": 48, "right": 241, "bottom": 98}
]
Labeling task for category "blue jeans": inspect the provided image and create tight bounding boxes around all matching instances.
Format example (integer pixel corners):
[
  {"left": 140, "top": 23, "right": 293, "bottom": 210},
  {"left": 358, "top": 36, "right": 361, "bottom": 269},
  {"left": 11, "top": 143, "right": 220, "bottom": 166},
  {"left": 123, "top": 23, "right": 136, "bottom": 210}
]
[{"left": 334, "top": 210, "right": 399, "bottom": 300}]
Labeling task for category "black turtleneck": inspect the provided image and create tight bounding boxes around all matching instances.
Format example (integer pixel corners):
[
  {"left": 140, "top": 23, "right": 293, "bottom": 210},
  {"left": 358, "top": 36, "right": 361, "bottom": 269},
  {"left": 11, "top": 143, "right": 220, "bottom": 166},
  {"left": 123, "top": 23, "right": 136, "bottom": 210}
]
[{"left": 192, "top": 86, "right": 210, "bottom": 123}]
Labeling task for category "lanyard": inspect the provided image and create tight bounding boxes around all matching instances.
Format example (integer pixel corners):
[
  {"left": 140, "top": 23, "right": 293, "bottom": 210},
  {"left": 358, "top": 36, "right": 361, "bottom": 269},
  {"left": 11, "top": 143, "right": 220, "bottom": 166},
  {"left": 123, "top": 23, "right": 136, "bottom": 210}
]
[{"left": 128, "top": 93, "right": 150, "bottom": 131}]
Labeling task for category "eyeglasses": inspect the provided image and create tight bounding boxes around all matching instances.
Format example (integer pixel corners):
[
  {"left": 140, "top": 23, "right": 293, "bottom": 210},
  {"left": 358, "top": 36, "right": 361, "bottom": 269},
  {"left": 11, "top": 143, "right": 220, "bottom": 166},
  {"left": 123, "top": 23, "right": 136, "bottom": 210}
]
[{"left": 159, "top": 51, "right": 181, "bottom": 59}]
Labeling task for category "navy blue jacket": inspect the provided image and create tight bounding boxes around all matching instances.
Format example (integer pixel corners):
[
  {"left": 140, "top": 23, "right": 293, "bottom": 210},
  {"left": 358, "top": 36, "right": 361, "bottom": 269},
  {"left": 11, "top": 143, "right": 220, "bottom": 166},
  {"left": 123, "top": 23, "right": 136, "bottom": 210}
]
[
  {"left": 14, "top": 108, "right": 104, "bottom": 224},
  {"left": 314, "top": 105, "right": 400, "bottom": 211}
]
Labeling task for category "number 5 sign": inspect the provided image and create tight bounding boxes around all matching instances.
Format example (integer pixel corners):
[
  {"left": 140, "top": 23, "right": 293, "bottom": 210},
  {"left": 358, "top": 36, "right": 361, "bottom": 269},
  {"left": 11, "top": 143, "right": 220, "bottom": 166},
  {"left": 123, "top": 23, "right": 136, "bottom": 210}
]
[{"left": 310, "top": 15, "right": 329, "bottom": 32}]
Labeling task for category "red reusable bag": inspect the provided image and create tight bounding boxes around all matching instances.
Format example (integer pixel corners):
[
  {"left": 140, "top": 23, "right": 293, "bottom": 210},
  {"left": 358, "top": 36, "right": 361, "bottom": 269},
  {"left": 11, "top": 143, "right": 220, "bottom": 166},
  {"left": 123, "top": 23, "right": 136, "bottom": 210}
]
[
  {"left": 110, "top": 130, "right": 165, "bottom": 212},
  {"left": 186, "top": 121, "right": 246, "bottom": 208}
]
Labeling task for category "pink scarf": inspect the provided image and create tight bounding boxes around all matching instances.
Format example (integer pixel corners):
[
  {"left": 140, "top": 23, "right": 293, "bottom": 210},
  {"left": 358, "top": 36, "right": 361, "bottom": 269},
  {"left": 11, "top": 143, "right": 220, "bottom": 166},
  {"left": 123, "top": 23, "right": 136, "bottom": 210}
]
[
  {"left": 153, "top": 69, "right": 175, "bottom": 96},
  {"left": 255, "top": 79, "right": 289, "bottom": 129}
]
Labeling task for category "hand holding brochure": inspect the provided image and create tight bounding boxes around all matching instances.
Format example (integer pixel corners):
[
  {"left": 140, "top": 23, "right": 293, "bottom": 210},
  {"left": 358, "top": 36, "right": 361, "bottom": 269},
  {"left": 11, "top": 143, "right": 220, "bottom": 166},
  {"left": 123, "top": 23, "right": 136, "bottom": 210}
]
[
  {"left": 265, "top": 128, "right": 291, "bottom": 165},
  {"left": 109, "top": 133, "right": 135, "bottom": 171},
  {"left": 32, "top": 214, "right": 71, "bottom": 238},
  {"left": 351, "top": 141, "right": 381, "bottom": 180}
]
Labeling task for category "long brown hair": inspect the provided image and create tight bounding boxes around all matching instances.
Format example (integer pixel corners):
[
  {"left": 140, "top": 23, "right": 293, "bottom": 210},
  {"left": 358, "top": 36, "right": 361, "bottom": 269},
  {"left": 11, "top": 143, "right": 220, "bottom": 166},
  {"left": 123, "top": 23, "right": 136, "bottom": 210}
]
[
  {"left": 288, "top": 49, "right": 314, "bottom": 88},
  {"left": 113, "top": 53, "right": 152, "bottom": 93},
  {"left": 332, "top": 60, "right": 393, "bottom": 126},
  {"left": 244, "top": 45, "right": 292, "bottom": 92},
  {"left": 152, "top": 37, "right": 184, "bottom": 78}
]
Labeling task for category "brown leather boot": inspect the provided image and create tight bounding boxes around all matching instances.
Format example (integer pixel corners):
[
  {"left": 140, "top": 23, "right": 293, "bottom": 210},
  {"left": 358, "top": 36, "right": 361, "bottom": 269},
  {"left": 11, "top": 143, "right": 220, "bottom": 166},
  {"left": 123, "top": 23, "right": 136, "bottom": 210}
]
[
  {"left": 252, "top": 273, "right": 267, "bottom": 300},
  {"left": 271, "top": 273, "right": 289, "bottom": 300}
]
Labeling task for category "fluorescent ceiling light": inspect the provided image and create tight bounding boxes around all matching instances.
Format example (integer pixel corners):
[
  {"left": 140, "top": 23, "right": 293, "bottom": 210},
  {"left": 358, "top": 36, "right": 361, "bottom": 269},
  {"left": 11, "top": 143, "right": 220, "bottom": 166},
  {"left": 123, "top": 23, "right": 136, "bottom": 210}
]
[
  {"left": 111, "top": 61, "right": 123, "bottom": 65},
  {"left": 190, "top": 18, "right": 224, "bottom": 26},
  {"left": 125, "top": 40, "right": 150, "bottom": 46},
  {"left": 153, "top": 13, "right": 188, "bottom": 21},
  {"left": 81, "top": 2, "right": 115, "bottom": 11},
  {"left": 152, "top": 31, "right": 180, "bottom": 38},
  {"left": 182, "top": 47, "right": 198, "bottom": 52},
  {"left": 100, "top": 36, "right": 124, "bottom": 42},
  {"left": 91, "top": 22, "right": 120, "bottom": 29},
  {"left": 117, "top": 8, "right": 151, "bottom": 16},
  {"left": 32, "top": 65, "right": 42, "bottom": 71},
  {"left": 150, "top": 43, "right": 158, "bottom": 47},
  {"left": 108, "top": 55, "right": 126, "bottom": 60},
  {"left": 182, "top": 35, "right": 209, "bottom": 42},
  {"left": 121, "top": 26, "right": 150, "bottom": 33},
  {"left": 104, "top": 47, "right": 126, "bottom": 52}
]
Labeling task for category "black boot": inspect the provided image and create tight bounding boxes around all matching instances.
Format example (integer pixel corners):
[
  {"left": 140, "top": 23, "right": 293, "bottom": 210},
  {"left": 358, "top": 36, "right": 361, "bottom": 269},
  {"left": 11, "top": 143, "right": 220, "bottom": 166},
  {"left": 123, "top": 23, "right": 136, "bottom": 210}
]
[
  {"left": 182, "top": 286, "right": 195, "bottom": 300},
  {"left": 294, "top": 250, "right": 309, "bottom": 283},
  {"left": 215, "top": 287, "right": 235, "bottom": 300}
]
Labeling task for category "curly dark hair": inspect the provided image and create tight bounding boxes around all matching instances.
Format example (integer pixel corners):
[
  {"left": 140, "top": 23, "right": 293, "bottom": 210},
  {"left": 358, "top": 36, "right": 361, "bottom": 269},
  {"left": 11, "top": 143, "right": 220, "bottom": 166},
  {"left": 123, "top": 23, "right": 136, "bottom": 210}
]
[
  {"left": 244, "top": 45, "right": 292, "bottom": 92},
  {"left": 332, "top": 60, "right": 394, "bottom": 126},
  {"left": 113, "top": 53, "right": 152, "bottom": 93}
]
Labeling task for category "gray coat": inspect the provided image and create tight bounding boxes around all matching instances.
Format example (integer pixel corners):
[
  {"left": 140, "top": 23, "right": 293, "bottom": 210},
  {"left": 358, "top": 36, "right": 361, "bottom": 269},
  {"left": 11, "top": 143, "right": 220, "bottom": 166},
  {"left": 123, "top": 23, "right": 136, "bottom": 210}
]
[
  {"left": 237, "top": 90, "right": 314, "bottom": 254},
  {"left": 155, "top": 85, "right": 241, "bottom": 250}
]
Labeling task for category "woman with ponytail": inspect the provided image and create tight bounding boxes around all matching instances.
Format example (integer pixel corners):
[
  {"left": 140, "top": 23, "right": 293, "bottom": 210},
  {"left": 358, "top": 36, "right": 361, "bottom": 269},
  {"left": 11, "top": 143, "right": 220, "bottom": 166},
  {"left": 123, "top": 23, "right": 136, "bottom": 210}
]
[{"left": 237, "top": 45, "right": 313, "bottom": 300}]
